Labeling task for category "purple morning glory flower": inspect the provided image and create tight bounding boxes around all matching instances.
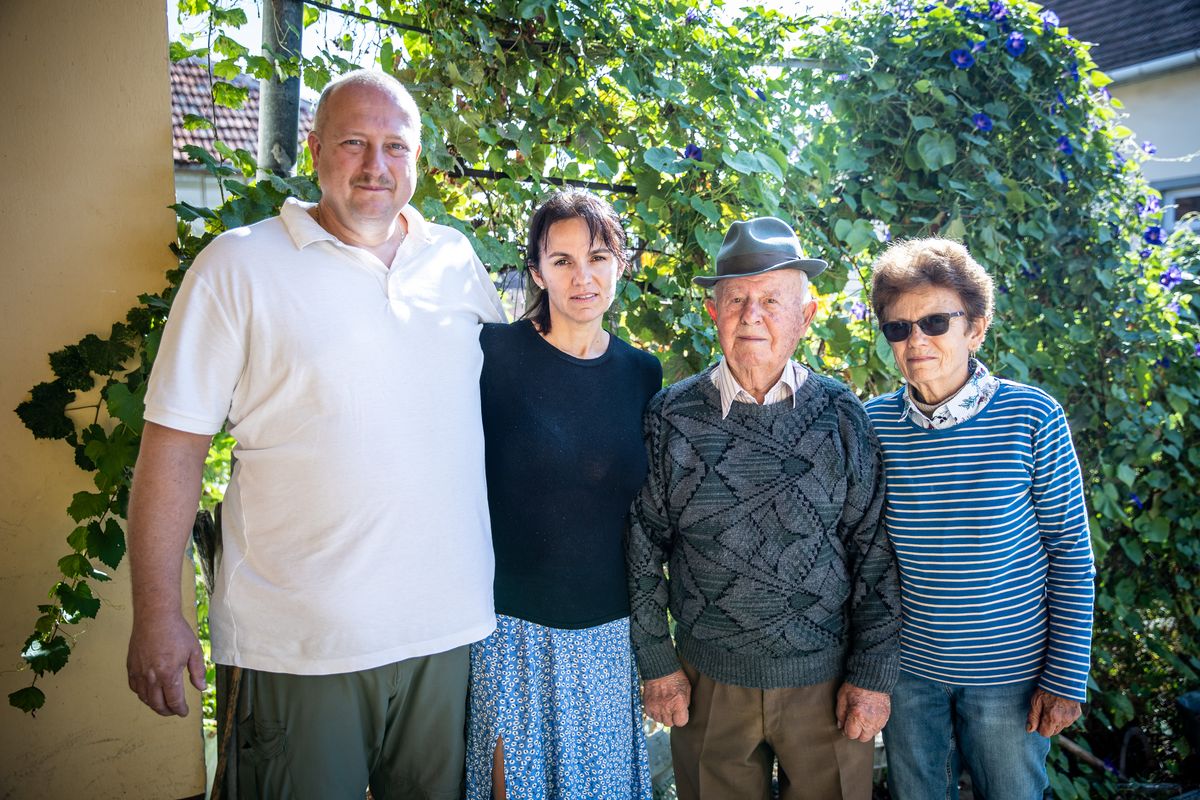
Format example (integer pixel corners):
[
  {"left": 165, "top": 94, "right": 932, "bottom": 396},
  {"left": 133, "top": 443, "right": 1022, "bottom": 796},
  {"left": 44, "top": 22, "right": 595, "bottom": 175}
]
[
  {"left": 1144, "top": 226, "right": 1166, "bottom": 246},
  {"left": 1160, "top": 265, "right": 1183, "bottom": 289},
  {"left": 1006, "top": 31, "right": 1027, "bottom": 56},
  {"left": 1137, "top": 196, "right": 1162, "bottom": 217},
  {"left": 972, "top": 112, "right": 993, "bottom": 132},
  {"left": 988, "top": 1, "right": 1007, "bottom": 20},
  {"left": 1156, "top": 356, "right": 1171, "bottom": 368},
  {"left": 684, "top": 7, "right": 702, "bottom": 23},
  {"left": 950, "top": 49, "right": 975, "bottom": 68},
  {"left": 834, "top": 73, "right": 850, "bottom": 82},
  {"left": 972, "top": 38, "right": 988, "bottom": 52},
  {"left": 683, "top": 143, "right": 703, "bottom": 161},
  {"left": 1041, "top": 9, "right": 1060, "bottom": 29},
  {"left": 1139, "top": 248, "right": 1152, "bottom": 259},
  {"left": 755, "top": 88, "right": 767, "bottom": 101},
  {"left": 850, "top": 301, "right": 868, "bottom": 320},
  {"left": 1143, "top": 141, "right": 1157, "bottom": 155},
  {"left": 1057, "top": 136, "right": 1073, "bottom": 155},
  {"left": 923, "top": 3, "right": 936, "bottom": 10},
  {"left": 1130, "top": 493, "right": 1143, "bottom": 509},
  {"left": 1167, "top": 301, "right": 1181, "bottom": 313},
  {"left": 1058, "top": 167, "right": 1069, "bottom": 184},
  {"left": 1194, "top": 342, "right": 1200, "bottom": 357},
  {"left": 1056, "top": 91, "right": 1067, "bottom": 106}
]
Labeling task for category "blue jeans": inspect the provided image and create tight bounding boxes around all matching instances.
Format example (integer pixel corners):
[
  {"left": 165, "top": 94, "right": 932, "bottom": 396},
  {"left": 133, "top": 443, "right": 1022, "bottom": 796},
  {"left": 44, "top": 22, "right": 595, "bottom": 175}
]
[{"left": 883, "top": 672, "right": 1051, "bottom": 800}]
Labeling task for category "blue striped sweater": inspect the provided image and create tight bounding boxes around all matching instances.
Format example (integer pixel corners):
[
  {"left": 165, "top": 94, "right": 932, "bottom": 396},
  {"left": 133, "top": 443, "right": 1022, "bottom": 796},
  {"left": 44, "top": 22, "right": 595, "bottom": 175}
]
[{"left": 865, "top": 380, "right": 1094, "bottom": 701}]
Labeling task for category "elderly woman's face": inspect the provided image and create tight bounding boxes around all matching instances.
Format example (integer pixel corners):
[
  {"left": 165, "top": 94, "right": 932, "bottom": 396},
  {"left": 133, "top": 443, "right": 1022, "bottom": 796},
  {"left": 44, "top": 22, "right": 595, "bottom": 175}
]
[{"left": 884, "top": 285, "right": 986, "bottom": 404}]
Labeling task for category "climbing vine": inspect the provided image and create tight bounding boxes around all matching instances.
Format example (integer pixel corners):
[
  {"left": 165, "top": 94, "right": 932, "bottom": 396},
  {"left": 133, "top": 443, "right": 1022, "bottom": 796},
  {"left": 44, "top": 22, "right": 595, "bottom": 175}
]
[{"left": 11, "top": 0, "right": 1200, "bottom": 793}]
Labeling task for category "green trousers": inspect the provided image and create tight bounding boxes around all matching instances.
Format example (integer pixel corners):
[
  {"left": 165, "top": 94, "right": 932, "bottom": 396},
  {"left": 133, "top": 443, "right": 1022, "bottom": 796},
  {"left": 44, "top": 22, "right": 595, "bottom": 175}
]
[{"left": 232, "top": 645, "right": 469, "bottom": 800}]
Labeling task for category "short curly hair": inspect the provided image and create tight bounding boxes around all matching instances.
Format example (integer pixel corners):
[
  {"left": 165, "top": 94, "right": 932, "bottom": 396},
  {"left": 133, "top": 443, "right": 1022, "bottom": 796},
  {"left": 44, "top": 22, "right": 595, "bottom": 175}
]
[{"left": 870, "top": 237, "right": 995, "bottom": 325}]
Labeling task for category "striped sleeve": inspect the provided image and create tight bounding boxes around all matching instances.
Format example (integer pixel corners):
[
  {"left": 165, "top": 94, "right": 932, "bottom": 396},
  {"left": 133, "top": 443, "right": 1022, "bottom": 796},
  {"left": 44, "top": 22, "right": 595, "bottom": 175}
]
[{"left": 1029, "top": 401, "right": 1095, "bottom": 702}]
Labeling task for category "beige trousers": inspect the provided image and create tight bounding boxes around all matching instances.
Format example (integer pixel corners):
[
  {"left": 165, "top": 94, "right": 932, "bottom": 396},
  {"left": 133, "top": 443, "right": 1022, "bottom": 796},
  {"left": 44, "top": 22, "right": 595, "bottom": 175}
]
[{"left": 670, "top": 659, "right": 874, "bottom": 800}]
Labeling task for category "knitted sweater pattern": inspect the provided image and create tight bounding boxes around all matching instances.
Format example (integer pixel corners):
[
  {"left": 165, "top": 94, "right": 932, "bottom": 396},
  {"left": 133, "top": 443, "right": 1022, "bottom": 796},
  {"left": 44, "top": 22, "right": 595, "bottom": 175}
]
[{"left": 627, "top": 367, "right": 902, "bottom": 692}]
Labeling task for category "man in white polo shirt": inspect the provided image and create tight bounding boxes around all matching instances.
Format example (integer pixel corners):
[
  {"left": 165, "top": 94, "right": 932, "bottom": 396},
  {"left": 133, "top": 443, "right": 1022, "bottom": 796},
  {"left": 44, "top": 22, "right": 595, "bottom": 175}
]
[{"left": 125, "top": 70, "right": 504, "bottom": 798}]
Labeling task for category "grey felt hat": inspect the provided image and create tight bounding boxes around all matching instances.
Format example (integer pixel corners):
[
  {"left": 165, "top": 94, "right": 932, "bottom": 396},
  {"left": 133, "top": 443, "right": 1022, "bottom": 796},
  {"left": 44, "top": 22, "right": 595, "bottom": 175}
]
[{"left": 693, "top": 216, "right": 828, "bottom": 287}]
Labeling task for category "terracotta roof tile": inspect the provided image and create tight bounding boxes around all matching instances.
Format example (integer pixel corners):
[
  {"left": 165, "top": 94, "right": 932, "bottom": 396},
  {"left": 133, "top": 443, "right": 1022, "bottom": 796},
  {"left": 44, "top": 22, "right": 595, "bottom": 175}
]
[{"left": 172, "top": 58, "right": 314, "bottom": 166}]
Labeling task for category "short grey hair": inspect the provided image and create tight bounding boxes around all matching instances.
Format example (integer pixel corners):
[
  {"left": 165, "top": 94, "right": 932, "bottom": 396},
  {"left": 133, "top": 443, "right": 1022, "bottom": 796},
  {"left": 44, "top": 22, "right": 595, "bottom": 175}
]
[{"left": 312, "top": 70, "right": 422, "bottom": 136}]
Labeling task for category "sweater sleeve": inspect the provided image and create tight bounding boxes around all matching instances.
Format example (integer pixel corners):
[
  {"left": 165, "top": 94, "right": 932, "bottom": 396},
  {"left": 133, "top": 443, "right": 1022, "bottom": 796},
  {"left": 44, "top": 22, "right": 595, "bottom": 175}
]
[
  {"left": 625, "top": 392, "right": 682, "bottom": 681},
  {"left": 1030, "top": 402, "right": 1095, "bottom": 702},
  {"left": 837, "top": 392, "right": 902, "bottom": 694}
]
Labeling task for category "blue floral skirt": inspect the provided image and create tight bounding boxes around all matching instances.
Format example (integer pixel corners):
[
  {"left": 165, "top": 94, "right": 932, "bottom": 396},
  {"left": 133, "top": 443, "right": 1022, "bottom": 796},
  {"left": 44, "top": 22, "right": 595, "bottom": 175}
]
[{"left": 465, "top": 614, "right": 652, "bottom": 799}]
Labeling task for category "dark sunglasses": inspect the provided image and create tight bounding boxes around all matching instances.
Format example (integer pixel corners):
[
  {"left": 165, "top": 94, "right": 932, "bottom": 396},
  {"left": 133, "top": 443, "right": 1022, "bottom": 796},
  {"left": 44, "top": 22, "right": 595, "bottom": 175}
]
[{"left": 880, "top": 311, "right": 967, "bottom": 342}]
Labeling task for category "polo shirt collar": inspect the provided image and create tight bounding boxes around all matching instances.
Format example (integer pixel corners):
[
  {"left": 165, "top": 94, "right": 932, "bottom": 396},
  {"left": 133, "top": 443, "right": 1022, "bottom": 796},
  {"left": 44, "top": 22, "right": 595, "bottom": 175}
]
[{"left": 279, "top": 197, "right": 431, "bottom": 250}]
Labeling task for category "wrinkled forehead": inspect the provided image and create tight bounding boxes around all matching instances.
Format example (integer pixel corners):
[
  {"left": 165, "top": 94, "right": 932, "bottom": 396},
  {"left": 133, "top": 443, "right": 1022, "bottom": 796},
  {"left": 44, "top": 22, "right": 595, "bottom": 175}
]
[{"left": 713, "top": 269, "right": 809, "bottom": 298}]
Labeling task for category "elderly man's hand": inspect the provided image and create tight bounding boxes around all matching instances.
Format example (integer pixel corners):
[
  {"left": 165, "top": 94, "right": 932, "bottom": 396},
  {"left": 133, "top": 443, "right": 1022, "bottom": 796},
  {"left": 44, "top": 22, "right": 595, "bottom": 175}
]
[
  {"left": 643, "top": 669, "right": 692, "bottom": 728},
  {"left": 836, "top": 682, "right": 891, "bottom": 742},
  {"left": 1026, "top": 688, "right": 1082, "bottom": 737}
]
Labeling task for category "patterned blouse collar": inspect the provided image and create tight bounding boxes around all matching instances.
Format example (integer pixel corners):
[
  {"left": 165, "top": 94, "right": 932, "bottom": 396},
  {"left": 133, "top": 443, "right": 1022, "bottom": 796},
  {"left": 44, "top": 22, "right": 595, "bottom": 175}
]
[{"left": 901, "top": 358, "right": 1000, "bottom": 430}]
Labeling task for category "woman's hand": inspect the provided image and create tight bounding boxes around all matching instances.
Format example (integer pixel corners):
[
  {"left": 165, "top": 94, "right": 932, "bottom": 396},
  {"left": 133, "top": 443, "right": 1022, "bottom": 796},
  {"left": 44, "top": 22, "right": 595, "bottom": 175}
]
[{"left": 1027, "top": 688, "right": 1082, "bottom": 737}]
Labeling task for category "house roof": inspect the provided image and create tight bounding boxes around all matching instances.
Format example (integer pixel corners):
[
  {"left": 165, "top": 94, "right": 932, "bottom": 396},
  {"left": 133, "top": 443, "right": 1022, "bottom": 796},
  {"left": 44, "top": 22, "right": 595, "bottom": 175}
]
[
  {"left": 172, "top": 58, "right": 314, "bottom": 167},
  {"left": 1051, "top": 0, "right": 1200, "bottom": 71}
]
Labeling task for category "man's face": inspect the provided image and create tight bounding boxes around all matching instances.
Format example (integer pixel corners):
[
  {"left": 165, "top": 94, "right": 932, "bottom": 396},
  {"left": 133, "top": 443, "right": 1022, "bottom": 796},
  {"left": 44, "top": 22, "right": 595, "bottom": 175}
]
[
  {"left": 308, "top": 83, "right": 421, "bottom": 229},
  {"left": 705, "top": 270, "right": 818, "bottom": 376}
]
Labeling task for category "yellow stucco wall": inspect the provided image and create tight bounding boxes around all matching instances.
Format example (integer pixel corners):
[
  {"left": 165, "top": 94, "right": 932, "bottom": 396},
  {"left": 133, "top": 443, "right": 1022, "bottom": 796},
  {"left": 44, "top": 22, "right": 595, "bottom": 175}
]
[{"left": 0, "top": 2, "right": 206, "bottom": 797}]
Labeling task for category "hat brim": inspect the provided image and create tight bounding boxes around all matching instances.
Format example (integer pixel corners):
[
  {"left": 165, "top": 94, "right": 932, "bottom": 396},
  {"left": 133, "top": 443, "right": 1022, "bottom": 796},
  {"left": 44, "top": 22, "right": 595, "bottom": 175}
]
[{"left": 693, "top": 257, "right": 828, "bottom": 287}]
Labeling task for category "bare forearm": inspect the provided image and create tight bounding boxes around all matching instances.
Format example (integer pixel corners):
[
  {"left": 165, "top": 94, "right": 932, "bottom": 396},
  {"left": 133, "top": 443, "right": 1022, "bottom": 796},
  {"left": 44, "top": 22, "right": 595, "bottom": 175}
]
[{"left": 128, "top": 421, "right": 212, "bottom": 619}]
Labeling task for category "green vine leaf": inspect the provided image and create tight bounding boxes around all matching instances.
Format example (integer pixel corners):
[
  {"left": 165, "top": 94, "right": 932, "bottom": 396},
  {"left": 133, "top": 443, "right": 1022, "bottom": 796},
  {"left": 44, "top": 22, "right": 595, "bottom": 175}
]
[
  {"left": 7, "top": 687, "right": 46, "bottom": 715},
  {"left": 20, "top": 633, "right": 70, "bottom": 676},
  {"left": 14, "top": 380, "right": 74, "bottom": 440},
  {"left": 105, "top": 382, "right": 147, "bottom": 435},
  {"left": 66, "top": 492, "right": 109, "bottom": 523},
  {"left": 55, "top": 581, "right": 101, "bottom": 622}
]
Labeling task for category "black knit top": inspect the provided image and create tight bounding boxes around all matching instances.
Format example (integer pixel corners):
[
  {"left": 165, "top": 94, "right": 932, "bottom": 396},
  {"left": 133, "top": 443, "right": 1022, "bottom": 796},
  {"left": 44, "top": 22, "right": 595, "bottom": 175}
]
[{"left": 480, "top": 319, "right": 663, "bottom": 628}]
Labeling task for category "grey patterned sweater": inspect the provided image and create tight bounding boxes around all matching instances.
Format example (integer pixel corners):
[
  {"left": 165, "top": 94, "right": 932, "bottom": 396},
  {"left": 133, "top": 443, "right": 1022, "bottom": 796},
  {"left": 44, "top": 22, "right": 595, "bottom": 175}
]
[{"left": 626, "top": 366, "right": 902, "bottom": 693}]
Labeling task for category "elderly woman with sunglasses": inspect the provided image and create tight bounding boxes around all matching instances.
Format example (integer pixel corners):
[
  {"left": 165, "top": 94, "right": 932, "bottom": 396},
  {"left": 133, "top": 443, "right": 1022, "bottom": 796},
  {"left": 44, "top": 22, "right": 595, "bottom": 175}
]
[{"left": 863, "top": 238, "right": 1095, "bottom": 800}]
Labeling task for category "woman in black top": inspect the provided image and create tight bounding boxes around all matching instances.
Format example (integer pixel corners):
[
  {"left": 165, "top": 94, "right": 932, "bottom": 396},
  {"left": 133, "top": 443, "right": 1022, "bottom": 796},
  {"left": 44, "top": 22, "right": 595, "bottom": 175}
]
[{"left": 465, "top": 190, "right": 662, "bottom": 799}]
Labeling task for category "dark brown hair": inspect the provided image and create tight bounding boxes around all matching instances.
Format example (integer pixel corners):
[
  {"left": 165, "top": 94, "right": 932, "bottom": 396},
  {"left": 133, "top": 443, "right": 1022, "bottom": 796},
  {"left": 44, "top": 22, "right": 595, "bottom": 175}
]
[
  {"left": 523, "top": 189, "right": 628, "bottom": 333},
  {"left": 870, "top": 237, "right": 995, "bottom": 325}
]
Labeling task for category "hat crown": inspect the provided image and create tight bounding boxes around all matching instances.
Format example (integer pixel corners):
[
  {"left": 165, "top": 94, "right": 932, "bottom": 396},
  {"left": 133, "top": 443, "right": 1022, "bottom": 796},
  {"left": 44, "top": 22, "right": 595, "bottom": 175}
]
[
  {"left": 692, "top": 216, "right": 828, "bottom": 287},
  {"left": 719, "top": 217, "right": 806, "bottom": 271}
]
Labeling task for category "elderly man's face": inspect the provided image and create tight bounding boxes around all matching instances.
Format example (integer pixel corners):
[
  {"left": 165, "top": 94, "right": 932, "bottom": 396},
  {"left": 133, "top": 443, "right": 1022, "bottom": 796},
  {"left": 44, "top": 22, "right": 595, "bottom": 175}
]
[
  {"left": 705, "top": 270, "right": 818, "bottom": 375},
  {"left": 308, "top": 83, "right": 421, "bottom": 230}
]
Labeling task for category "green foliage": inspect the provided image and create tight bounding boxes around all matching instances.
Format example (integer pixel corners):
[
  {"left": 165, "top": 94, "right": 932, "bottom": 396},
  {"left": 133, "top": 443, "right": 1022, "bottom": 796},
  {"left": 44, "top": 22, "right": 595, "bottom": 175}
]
[
  {"left": 11, "top": 4, "right": 1200, "bottom": 794},
  {"left": 793, "top": 1, "right": 1200, "bottom": 790}
]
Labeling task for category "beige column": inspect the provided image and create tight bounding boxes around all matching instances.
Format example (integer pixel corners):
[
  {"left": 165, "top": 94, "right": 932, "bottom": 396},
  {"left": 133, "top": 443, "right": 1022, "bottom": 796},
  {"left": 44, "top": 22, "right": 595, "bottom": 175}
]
[{"left": 0, "top": 1, "right": 206, "bottom": 797}]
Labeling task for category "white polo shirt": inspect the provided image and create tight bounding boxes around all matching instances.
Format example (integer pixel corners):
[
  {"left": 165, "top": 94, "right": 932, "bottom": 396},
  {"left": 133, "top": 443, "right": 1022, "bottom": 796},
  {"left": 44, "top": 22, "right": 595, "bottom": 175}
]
[{"left": 145, "top": 198, "right": 505, "bottom": 674}]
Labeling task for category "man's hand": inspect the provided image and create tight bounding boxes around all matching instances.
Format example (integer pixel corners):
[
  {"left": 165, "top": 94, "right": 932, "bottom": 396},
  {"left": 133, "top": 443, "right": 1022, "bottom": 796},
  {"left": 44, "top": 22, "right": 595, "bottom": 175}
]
[
  {"left": 127, "top": 611, "right": 206, "bottom": 716},
  {"left": 643, "top": 669, "right": 692, "bottom": 728},
  {"left": 1027, "top": 688, "right": 1082, "bottom": 737},
  {"left": 836, "top": 682, "right": 891, "bottom": 742}
]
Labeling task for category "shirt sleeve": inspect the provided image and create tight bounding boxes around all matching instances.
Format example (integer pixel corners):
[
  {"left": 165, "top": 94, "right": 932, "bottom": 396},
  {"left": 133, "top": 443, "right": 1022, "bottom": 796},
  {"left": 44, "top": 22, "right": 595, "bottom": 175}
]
[
  {"left": 625, "top": 392, "right": 681, "bottom": 681},
  {"left": 1030, "top": 402, "right": 1095, "bottom": 702},
  {"left": 143, "top": 260, "right": 246, "bottom": 435},
  {"left": 470, "top": 249, "right": 506, "bottom": 324},
  {"left": 838, "top": 393, "right": 902, "bottom": 694}
]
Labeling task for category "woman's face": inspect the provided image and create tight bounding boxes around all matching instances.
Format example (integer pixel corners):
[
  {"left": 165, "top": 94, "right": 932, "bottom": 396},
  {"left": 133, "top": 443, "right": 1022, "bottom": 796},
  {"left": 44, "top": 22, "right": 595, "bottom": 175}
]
[
  {"left": 884, "top": 285, "right": 987, "bottom": 404},
  {"left": 531, "top": 217, "right": 622, "bottom": 331}
]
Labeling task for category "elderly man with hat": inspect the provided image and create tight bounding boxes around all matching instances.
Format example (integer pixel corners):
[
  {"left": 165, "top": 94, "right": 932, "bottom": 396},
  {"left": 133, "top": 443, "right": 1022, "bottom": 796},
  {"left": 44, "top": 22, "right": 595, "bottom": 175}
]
[{"left": 626, "top": 217, "right": 901, "bottom": 800}]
